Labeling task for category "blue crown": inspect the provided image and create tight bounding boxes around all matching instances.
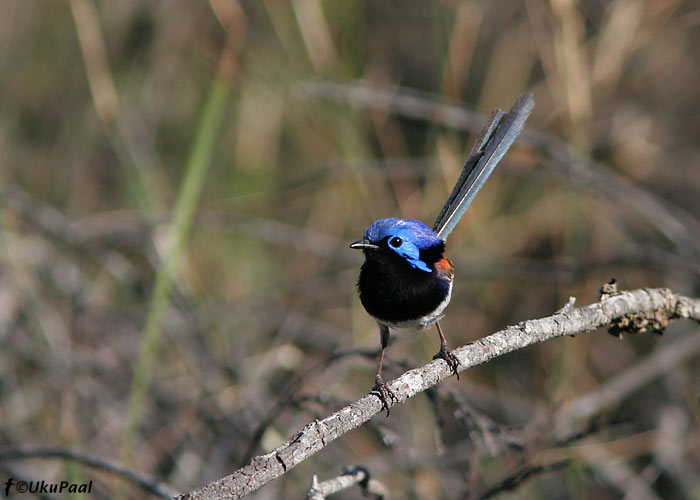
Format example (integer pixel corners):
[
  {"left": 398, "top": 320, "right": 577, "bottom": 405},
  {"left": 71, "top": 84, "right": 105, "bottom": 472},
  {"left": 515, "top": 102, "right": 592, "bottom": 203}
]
[{"left": 364, "top": 218, "right": 443, "bottom": 272}]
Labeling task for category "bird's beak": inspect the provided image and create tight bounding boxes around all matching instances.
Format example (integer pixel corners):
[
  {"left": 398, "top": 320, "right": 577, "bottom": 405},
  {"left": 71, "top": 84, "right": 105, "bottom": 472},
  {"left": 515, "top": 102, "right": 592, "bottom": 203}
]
[{"left": 350, "top": 239, "right": 379, "bottom": 250}]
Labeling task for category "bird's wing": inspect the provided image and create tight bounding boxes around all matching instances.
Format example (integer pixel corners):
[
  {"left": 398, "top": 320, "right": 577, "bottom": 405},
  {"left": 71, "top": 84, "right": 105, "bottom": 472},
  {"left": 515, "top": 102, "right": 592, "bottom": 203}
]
[{"left": 433, "top": 93, "right": 535, "bottom": 240}]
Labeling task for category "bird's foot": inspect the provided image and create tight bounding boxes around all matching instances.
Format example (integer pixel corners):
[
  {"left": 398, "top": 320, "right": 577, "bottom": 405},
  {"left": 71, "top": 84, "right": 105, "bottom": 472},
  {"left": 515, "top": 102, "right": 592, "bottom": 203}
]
[
  {"left": 371, "top": 375, "right": 398, "bottom": 416},
  {"left": 433, "top": 343, "right": 461, "bottom": 379}
]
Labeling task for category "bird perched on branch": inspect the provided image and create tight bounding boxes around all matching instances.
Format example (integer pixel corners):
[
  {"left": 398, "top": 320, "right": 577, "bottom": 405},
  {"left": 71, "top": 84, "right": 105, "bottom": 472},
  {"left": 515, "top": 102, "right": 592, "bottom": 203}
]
[{"left": 350, "top": 93, "right": 535, "bottom": 414}]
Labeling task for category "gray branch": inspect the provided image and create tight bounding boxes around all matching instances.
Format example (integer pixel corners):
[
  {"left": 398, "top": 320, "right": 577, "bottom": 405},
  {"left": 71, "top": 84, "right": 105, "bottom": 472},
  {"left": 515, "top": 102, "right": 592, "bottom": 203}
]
[
  {"left": 177, "top": 287, "right": 700, "bottom": 500},
  {"left": 306, "top": 466, "right": 388, "bottom": 500}
]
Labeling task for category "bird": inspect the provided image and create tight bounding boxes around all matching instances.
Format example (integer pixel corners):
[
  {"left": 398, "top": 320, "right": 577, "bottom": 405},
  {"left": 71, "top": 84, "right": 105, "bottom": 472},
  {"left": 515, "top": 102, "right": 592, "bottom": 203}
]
[{"left": 350, "top": 93, "right": 535, "bottom": 414}]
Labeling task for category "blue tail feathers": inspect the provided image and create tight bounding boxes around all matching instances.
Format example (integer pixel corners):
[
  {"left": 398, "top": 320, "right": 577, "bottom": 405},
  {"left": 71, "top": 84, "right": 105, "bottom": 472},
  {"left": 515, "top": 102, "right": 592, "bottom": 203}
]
[{"left": 433, "top": 93, "right": 535, "bottom": 239}]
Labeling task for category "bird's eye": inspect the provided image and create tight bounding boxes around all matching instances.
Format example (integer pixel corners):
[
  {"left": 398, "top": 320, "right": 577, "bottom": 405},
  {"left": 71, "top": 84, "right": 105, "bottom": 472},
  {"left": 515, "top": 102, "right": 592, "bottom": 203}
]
[{"left": 389, "top": 236, "right": 402, "bottom": 248}]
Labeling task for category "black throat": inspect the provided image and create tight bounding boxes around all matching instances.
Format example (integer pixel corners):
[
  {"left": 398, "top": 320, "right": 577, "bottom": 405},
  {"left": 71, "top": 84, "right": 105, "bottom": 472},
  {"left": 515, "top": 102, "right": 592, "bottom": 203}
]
[{"left": 356, "top": 242, "right": 449, "bottom": 324}]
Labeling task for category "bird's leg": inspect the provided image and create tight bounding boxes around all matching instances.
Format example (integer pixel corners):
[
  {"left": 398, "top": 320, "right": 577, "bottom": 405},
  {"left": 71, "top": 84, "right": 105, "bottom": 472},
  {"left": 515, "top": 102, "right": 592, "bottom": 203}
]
[
  {"left": 371, "top": 325, "right": 398, "bottom": 416},
  {"left": 433, "top": 321, "right": 461, "bottom": 378}
]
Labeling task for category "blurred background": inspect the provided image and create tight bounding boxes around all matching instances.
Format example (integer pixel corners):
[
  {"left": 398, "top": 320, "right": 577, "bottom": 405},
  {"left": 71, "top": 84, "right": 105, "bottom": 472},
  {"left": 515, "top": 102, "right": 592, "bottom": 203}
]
[{"left": 1, "top": 0, "right": 699, "bottom": 498}]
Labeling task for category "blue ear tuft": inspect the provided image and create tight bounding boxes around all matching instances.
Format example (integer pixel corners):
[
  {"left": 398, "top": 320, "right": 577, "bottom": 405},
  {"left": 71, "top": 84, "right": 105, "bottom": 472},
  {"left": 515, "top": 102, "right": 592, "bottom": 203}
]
[
  {"left": 391, "top": 235, "right": 433, "bottom": 272},
  {"left": 406, "top": 257, "right": 432, "bottom": 273}
]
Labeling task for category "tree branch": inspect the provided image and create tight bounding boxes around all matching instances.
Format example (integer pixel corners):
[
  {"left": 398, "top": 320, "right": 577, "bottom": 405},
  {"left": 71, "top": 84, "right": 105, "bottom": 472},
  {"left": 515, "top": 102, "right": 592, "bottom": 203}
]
[
  {"left": 177, "top": 287, "right": 700, "bottom": 500},
  {"left": 479, "top": 459, "right": 571, "bottom": 499},
  {"left": 306, "top": 465, "right": 388, "bottom": 500}
]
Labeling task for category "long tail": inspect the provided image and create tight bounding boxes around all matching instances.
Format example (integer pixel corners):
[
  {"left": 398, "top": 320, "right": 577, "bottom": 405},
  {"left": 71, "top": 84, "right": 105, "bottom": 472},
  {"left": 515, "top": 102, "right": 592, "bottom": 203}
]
[{"left": 433, "top": 93, "right": 535, "bottom": 239}]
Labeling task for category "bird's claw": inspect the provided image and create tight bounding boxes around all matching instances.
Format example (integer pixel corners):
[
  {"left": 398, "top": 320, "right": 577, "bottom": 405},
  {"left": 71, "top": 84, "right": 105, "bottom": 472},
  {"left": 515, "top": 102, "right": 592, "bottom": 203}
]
[
  {"left": 433, "top": 343, "right": 461, "bottom": 379},
  {"left": 371, "top": 375, "right": 398, "bottom": 416}
]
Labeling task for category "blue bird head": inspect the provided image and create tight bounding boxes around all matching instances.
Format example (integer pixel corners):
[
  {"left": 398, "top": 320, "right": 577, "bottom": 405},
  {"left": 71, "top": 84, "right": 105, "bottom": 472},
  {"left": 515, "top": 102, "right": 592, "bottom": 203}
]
[{"left": 350, "top": 218, "right": 444, "bottom": 273}]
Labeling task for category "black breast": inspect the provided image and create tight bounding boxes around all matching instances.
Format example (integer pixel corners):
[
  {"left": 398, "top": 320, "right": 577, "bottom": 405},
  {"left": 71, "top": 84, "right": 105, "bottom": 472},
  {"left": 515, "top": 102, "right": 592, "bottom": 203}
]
[{"left": 356, "top": 244, "right": 449, "bottom": 324}]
